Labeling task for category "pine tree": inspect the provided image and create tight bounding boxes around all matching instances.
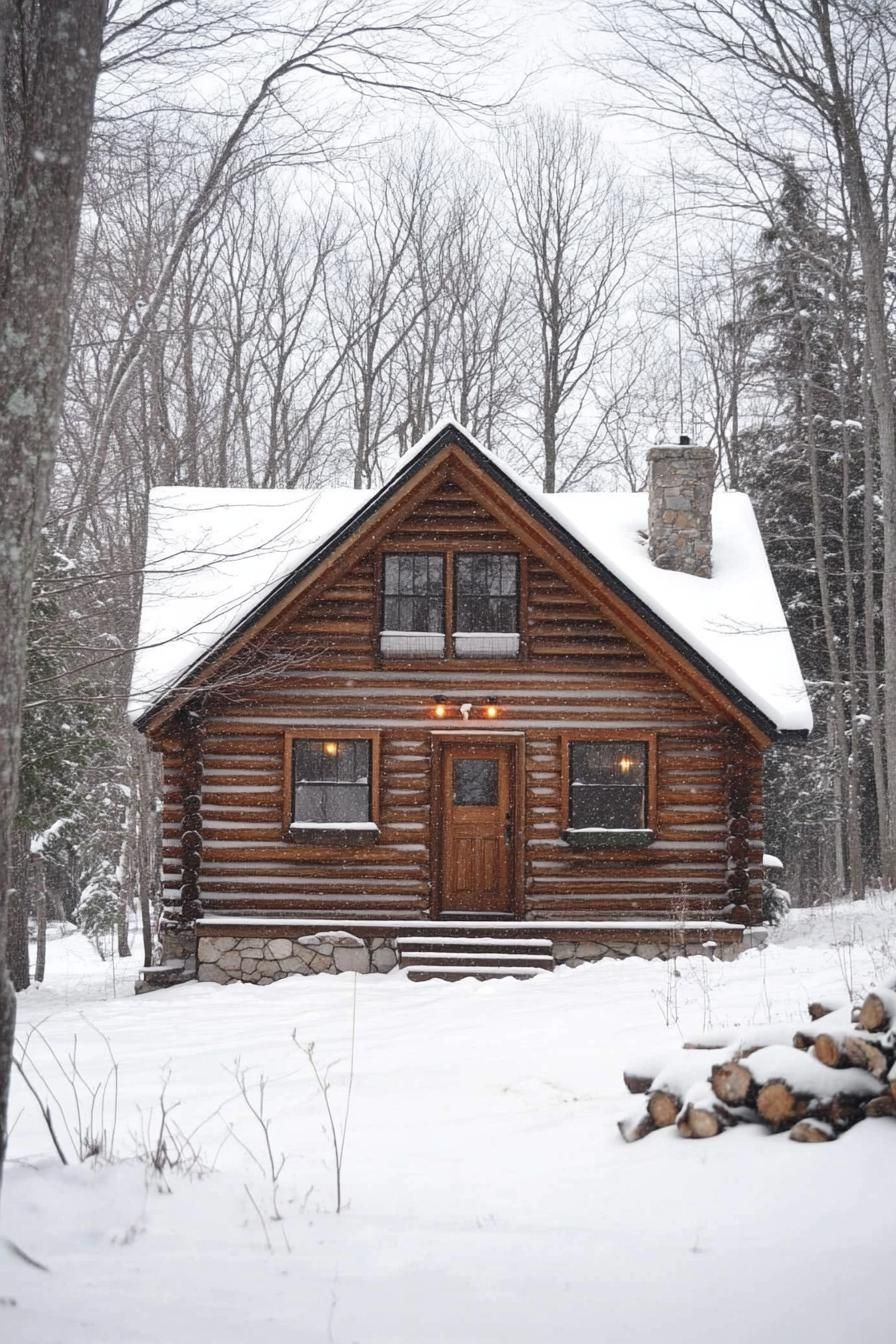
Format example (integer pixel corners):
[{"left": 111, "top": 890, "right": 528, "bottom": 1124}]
[
  {"left": 7, "top": 541, "right": 126, "bottom": 985},
  {"left": 741, "top": 163, "right": 879, "bottom": 899}
]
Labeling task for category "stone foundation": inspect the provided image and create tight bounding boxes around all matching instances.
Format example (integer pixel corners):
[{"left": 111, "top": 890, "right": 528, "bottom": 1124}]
[
  {"left": 552, "top": 936, "right": 740, "bottom": 966},
  {"left": 197, "top": 931, "right": 398, "bottom": 985},
  {"left": 135, "top": 921, "right": 198, "bottom": 993},
  {"left": 159, "top": 921, "right": 197, "bottom": 966},
  {"left": 165, "top": 925, "right": 752, "bottom": 988}
]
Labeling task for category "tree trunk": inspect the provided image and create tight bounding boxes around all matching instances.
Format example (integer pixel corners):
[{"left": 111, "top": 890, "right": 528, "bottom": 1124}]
[
  {"left": 813, "top": 3, "right": 896, "bottom": 893},
  {"left": 796, "top": 292, "right": 851, "bottom": 895},
  {"left": 33, "top": 855, "right": 47, "bottom": 985},
  {"left": 828, "top": 713, "right": 847, "bottom": 896},
  {"left": 0, "top": 0, "right": 104, "bottom": 1191},
  {"left": 861, "top": 354, "right": 892, "bottom": 884},
  {"left": 117, "top": 775, "right": 135, "bottom": 961},
  {"left": 6, "top": 832, "right": 30, "bottom": 992},
  {"left": 136, "top": 740, "right": 157, "bottom": 967},
  {"left": 116, "top": 892, "right": 131, "bottom": 959},
  {"left": 834, "top": 334, "right": 865, "bottom": 898}
]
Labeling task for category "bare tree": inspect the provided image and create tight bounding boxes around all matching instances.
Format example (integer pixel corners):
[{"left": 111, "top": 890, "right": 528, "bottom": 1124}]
[
  {"left": 436, "top": 178, "right": 524, "bottom": 454},
  {"left": 9, "top": 4, "right": 505, "bottom": 1007},
  {"left": 500, "top": 112, "right": 644, "bottom": 490},
  {"left": 330, "top": 148, "right": 444, "bottom": 485},
  {"left": 64, "top": 1, "right": 504, "bottom": 542},
  {"left": 653, "top": 231, "right": 761, "bottom": 488},
  {"left": 587, "top": 0, "right": 896, "bottom": 878}
]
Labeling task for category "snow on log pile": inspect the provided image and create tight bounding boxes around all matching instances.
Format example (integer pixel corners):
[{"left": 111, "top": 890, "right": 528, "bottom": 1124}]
[{"left": 619, "top": 982, "right": 896, "bottom": 1144}]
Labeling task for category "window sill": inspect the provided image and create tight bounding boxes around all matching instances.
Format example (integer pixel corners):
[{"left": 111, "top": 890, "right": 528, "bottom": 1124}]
[
  {"left": 454, "top": 632, "right": 520, "bottom": 658},
  {"left": 287, "top": 823, "right": 380, "bottom": 848},
  {"left": 379, "top": 632, "right": 445, "bottom": 658},
  {"left": 561, "top": 828, "right": 656, "bottom": 850}
]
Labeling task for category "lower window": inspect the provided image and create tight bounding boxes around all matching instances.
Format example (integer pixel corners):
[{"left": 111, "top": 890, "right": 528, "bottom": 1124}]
[
  {"left": 568, "top": 740, "right": 648, "bottom": 830},
  {"left": 292, "top": 738, "right": 372, "bottom": 826}
]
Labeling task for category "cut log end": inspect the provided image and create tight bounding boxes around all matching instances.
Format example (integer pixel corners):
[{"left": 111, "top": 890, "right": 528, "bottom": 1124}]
[
  {"left": 841, "top": 1036, "right": 892, "bottom": 1080},
  {"left": 757, "top": 1081, "right": 808, "bottom": 1130},
  {"left": 618, "top": 1111, "right": 657, "bottom": 1143},
  {"left": 677, "top": 1102, "right": 734, "bottom": 1139},
  {"left": 857, "top": 991, "right": 892, "bottom": 1033},
  {"left": 710, "top": 1060, "right": 756, "bottom": 1108},
  {"left": 812, "top": 1032, "right": 845, "bottom": 1069},
  {"left": 864, "top": 1094, "right": 896, "bottom": 1119},
  {"left": 623, "top": 1070, "right": 655, "bottom": 1096},
  {"left": 790, "top": 1119, "right": 836, "bottom": 1143},
  {"left": 646, "top": 1089, "right": 681, "bottom": 1128}
]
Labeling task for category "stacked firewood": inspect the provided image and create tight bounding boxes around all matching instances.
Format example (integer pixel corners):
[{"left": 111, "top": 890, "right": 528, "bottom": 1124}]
[{"left": 619, "top": 982, "right": 896, "bottom": 1144}]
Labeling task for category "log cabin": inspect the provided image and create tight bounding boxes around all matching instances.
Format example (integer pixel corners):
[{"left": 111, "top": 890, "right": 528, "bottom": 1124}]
[{"left": 129, "top": 420, "right": 811, "bottom": 987}]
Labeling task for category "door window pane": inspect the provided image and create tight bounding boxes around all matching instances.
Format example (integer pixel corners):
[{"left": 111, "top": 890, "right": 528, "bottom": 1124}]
[
  {"left": 569, "top": 741, "right": 646, "bottom": 829},
  {"left": 453, "top": 758, "right": 499, "bottom": 805},
  {"left": 293, "top": 739, "right": 371, "bottom": 823},
  {"left": 455, "top": 554, "right": 518, "bottom": 632},
  {"left": 383, "top": 554, "right": 444, "bottom": 631}
]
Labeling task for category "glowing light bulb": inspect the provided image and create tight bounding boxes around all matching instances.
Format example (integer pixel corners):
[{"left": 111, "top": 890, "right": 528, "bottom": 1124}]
[
  {"left": 323, "top": 741, "right": 339, "bottom": 757},
  {"left": 618, "top": 756, "right": 633, "bottom": 773},
  {"left": 484, "top": 704, "right": 499, "bottom": 719},
  {"left": 434, "top": 703, "right": 447, "bottom": 718}
]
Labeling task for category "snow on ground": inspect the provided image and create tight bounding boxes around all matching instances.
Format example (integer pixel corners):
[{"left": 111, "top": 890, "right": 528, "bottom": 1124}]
[
  {"left": 3, "top": 897, "right": 895, "bottom": 1344},
  {"left": 11, "top": 925, "right": 139, "bottom": 1013}
]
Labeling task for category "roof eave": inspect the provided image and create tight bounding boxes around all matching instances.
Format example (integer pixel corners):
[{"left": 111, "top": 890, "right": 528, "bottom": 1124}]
[
  {"left": 774, "top": 727, "right": 812, "bottom": 745},
  {"left": 133, "top": 430, "right": 458, "bottom": 733}
]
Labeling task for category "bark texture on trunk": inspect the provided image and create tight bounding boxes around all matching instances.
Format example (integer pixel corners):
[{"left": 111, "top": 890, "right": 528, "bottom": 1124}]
[
  {"left": 0, "top": 0, "right": 104, "bottom": 1191},
  {"left": 33, "top": 854, "right": 46, "bottom": 984},
  {"left": 6, "top": 832, "right": 30, "bottom": 991}
]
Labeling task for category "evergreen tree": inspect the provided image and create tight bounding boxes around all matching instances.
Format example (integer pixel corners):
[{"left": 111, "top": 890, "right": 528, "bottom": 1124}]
[
  {"left": 741, "top": 163, "right": 879, "bottom": 899},
  {"left": 7, "top": 540, "right": 127, "bottom": 986}
]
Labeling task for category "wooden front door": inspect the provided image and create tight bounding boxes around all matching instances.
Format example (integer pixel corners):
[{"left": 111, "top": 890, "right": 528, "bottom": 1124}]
[{"left": 437, "top": 740, "right": 516, "bottom": 914}]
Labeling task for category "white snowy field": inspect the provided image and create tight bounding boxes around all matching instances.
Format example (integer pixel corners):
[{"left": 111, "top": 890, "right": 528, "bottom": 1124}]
[{"left": 2, "top": 898, "right": 895, "bottom": 1344}]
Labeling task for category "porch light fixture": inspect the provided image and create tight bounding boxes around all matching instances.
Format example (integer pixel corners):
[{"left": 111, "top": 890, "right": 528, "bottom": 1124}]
[
  {"left": 433, "top": 695, "right": 448, "bottom": 719},
  {"left": 484, "top": 698, "right": 499, "bottom": 719}
]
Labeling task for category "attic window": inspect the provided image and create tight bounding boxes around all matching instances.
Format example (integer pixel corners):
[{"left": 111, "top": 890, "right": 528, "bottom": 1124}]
[
  {"left": 454, "top": 554, "right": 519, "bottom": 657},
  {"left": 382, "top": 554, "right": 444, "bottom": 631},
  {"left": 380, "top": 554, "right": 445, "bottom": 657}
]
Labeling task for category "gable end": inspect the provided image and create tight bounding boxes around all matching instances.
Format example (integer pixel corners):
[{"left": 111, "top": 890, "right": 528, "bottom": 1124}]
[{"left": 135, "top": 424, "right": 803, "bottom": 744}]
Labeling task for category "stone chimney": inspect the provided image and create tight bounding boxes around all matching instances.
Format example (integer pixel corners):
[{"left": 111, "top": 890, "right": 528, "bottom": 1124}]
[{"left": 647, "top": 436, "right": 714, "bottom": 578}]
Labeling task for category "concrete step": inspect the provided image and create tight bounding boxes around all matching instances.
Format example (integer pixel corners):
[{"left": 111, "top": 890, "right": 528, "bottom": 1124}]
[
  {"left": 406, "top": 964, "right": 550, "bottom": 982},
  {"left": 134, "top": 958, "right": 195, "bottom": 994},
  {"left": 398, "top": 932, "right": 555, "bottom": 980},
  {"left": 400, "top": 949, "right": 555, "bottom": 969},
  {"left": 397, "top": 935, "right": 552, "bottom": 956}
]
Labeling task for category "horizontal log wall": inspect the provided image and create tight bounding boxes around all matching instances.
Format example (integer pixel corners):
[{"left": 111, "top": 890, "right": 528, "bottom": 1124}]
[{"left": 156, "top": 471, "right": 764, "bottom": 919}]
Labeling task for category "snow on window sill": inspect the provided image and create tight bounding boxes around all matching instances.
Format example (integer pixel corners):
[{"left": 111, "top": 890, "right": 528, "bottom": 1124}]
[
  {"left": 379, "top": 631, "right": 445, "bottom": 658},
  {"left": 561, "top": 827, "right": 655, "bottom": 850},
  {"left": 288, "top": 822, "right": 380, "bottom": 848},
  {"left": 453, "top": 632, "right": 520, "bottom": 658}
]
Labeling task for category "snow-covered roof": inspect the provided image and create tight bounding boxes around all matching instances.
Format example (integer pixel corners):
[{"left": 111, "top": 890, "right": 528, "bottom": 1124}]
[
  {"left": 129, "top": 419, "right": 812, "bottom": 735},
  {"left": 129, "top": 485, "right": 373, "bottom": 722}
]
